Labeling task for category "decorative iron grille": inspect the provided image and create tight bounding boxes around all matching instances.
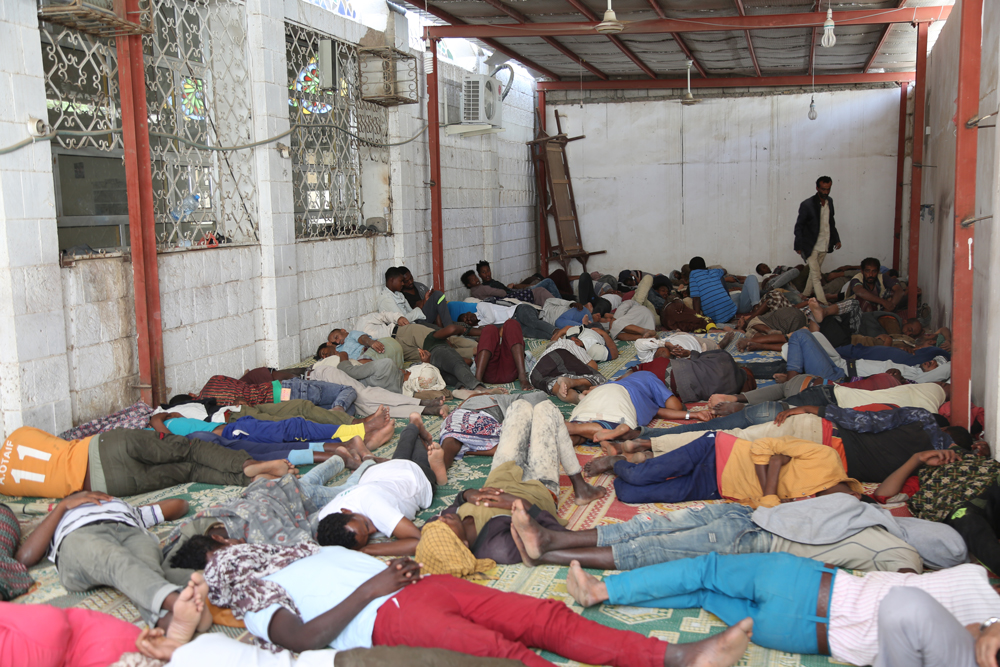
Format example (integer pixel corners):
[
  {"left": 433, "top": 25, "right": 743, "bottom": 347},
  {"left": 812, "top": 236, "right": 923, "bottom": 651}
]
[
  {"left": 143, "top": 0, "right": 258, "bottom": 248},
  {"left": 285, "top": 22, "right": 389, "bottom": 240}
]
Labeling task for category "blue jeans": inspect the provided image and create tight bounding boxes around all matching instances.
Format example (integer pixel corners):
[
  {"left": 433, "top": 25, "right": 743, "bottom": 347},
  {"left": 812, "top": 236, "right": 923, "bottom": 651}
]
[
  {"left": 604, "top": 552, "right": 835, "bottom": 655},
  {"left": 785, "top": 384, "right": 838, "bottom": 408},
  {"left": 281, "top": 378, "right": 356, "bottom": 411},
  {"left": 786, "top": 329, "right": 845, "bottom": 382},
  {"left": 734, "top": 275, "right": 761, "bottom": 314},
  {"left": 535, "top": 278, "right": 561, "bottom": 298},
  {"left": 596, "top": 504, "right": 773, "bottom": 570},
  {"left": 766, "top": 268, "right": 800, "bottom": 291},
  {"left": 298, "top": 456, "right": 375, "bottom": 507},
  {"left": 645, "top": 402, "right": 783, "bottom": 436},
  {"left": 613, "top": 433, "right": 720, "bottom": 504}
]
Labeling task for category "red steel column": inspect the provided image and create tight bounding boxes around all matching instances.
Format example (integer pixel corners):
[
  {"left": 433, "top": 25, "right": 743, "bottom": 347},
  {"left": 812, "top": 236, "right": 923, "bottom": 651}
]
[
  {"left": 892, "top": 82, "right": 908, "bottom": 271},
  {"left": 115, "top": 33, "right": 153, "bottom": 407},
  {"left": 906, "top": 22, "right": 928, "bottom": 320},
  {"left": 950, "top": 0, "right": 984, "bottom": 429},
  {"left": 427, "top": 40, "right": 445, "bottom": 289}
]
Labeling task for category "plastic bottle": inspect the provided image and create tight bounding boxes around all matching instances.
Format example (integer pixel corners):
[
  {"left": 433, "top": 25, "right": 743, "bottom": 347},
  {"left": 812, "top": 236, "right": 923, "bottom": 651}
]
[{"left": 169, "top": 193, "right": 200, "bottom": 222}]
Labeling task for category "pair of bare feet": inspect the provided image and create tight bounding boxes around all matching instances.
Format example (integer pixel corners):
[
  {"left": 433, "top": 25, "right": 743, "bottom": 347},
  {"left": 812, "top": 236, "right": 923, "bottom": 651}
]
[
  {"left": 140, "top": 573, "right": 210, "bottom": 660},
  {"left": 419, "top": 396, "right": 451, "bottom": 418},
  {"left": 562, "top": 561, "right": 754, "bottom": 667},
  {"left": 361, "top": 406, "right": 395, "bottom": 453},
  {"left": 552, "top": 378, "right": 596, "bottom": 405},
  {"left": 243, "top": 458, "right": 297, "bottom": 481},
  {"left": 408, "top": 412, "right": 448, "bottom": 485}
]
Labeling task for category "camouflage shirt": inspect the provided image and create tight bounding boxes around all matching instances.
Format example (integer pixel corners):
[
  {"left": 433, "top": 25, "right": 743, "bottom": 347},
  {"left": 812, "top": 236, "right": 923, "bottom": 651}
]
[{"left": 908, "top": 451, "right": 1000, "bottom": 522}]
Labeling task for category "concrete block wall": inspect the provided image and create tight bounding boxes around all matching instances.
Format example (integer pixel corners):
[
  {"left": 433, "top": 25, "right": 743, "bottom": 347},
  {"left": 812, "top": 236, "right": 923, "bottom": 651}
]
[
  {"left": 158, "top": 246, "right": 263, "bottom": 395},
  {"left": 0, "top": 0, "right": 73, "bottom": 438},
  {"left": 61, "top": 259, "right": 139, "bottom": 423}
]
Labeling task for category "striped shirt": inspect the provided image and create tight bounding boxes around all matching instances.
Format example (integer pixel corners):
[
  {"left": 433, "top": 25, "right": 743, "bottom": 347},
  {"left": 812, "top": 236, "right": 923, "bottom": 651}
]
[
  {"left": 828, "top": 564, "right": 1000, "bottom": 665},
  {"left": 688, "top": 269, "right": 737, "bottom": 323},
  {"left": 50, "top": 499, "right": 164, "bottom": 564},
  {"left": 197, "top": 375, "right": 275, "bottom": 406}
]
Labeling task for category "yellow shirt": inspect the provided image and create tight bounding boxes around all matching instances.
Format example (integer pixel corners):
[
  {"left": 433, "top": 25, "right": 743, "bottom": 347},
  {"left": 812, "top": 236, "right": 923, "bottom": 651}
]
[
  {"left": 0, "top": 427, "right": 91, "bottom": 498},
  {"left": 716, "top": 434, "right": 862, "bottom": 508}
]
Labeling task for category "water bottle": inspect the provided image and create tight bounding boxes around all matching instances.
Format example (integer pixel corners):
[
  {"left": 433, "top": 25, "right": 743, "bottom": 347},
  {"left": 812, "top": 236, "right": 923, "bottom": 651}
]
[{"left": 169, "top": 193, "right": 200, "bottom": 222}]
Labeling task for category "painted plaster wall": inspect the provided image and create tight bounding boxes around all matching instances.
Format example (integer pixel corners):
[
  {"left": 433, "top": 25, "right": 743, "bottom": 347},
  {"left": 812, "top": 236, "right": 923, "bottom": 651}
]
[
  {"left": 547, "top": 88, "right": 900, "bottom": 276},
  {"left": 919, "top": 0, "right": 1000, "bottom": 440}
]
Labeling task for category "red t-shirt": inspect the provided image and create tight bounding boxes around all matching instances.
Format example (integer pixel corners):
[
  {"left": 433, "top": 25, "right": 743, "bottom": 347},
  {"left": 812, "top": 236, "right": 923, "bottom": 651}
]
[{"left": 0, "top": 603, "right": 140, "bottom": 667}]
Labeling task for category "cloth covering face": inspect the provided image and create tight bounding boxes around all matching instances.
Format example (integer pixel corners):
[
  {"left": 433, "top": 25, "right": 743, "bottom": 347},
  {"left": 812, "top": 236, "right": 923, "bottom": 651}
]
[
  {"left": 414, "top": 520, "right": 496, "bottom": 578},
  {"left": 401, "top": 364, "right": 445, "bottom": 397}
]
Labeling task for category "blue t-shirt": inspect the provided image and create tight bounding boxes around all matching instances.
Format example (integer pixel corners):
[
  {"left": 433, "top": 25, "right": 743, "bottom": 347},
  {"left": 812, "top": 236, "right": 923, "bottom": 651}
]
[
  {"left": 244, "top": 546, "right": 397, "bottom": 651},
  {"left": 689, "top": 268, "right": 737, "bottom": 324},
  {"left": 336, "top": 330, "right": 368, "bottom": 359},
  {"left": 614, "top": 370, "right": 674, "bottom": 426},
  {"left": 447, "top": 301, "right": 479, "bottom": 321},
  {"left": 554, "top": 308, "right": 588, "bottom": 329},
  {"left": 164, "top": 417, "right": 217, "bottom": 436}
]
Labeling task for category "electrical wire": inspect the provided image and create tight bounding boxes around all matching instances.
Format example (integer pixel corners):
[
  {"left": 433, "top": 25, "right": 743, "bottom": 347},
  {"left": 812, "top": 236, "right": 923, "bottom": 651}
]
[{"left": 0, "top": 121, "right": 428, "bottom": 156}]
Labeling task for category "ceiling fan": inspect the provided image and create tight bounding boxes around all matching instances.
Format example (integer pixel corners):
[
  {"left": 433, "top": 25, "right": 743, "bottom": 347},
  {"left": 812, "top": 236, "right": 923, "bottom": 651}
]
[
  {"left": 679, "top": 60, "right": 702, "bottom": 105},
  {"left": 595, "top": 0, "right": 625, "bottom": 34}
]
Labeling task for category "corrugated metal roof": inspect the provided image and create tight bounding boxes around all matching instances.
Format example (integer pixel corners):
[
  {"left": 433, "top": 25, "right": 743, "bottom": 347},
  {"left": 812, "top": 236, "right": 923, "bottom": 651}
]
[{"left": 405, "top": 0, "right": 953, "bottom": 81}]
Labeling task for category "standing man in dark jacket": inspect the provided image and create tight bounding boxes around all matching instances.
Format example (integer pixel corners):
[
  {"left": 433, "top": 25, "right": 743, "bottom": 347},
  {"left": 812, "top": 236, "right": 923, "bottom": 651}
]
[{"left": 793, "top": 176, "right": 841, "bottom": 305}]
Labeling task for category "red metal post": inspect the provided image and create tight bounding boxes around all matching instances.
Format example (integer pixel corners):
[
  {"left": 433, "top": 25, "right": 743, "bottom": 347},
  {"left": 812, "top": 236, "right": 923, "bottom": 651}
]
[
  {"left": 892, "top": 82, "right": 908, "bottom": 272},
  {"left": 906, "top": 22, "right": 928, "bottom": 321},
  {"left": 537, "top": 90, "right": 549, "bottom": 276},
  {"left": 126, "top": 0, "right": 166, "bottom": 405},
  {"left": 115, "top": 34, "right": 153, "bottom": 407},
  {"left": 427, "top": 40, "right": 445, "bottom": 289},
  {"left": 950, "top": 0, "right": 984, "bottom": 429}
]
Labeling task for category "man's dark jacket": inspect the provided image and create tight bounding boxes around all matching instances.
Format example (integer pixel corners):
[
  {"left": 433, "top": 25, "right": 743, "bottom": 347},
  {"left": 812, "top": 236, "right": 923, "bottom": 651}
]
[{"left": 794, "top": 193, "right": 840, "bottom": 256}]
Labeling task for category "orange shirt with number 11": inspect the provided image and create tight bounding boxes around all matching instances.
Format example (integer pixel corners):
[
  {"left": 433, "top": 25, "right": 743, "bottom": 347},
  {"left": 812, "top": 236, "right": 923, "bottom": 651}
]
[{"left": 0, "top": 427, "right": 91, "bottom": 499}]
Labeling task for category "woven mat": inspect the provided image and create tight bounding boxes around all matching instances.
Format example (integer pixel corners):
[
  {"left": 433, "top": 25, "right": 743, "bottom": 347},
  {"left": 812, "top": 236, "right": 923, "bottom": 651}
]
[{"left": 10, "top": 336, "right": 855, "bottom": 666}]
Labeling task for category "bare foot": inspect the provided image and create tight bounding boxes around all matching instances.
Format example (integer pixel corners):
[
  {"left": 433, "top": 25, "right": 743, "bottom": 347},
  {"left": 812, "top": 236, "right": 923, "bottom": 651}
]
[
  {"left": 773, "top": 372, "right": 789, "bottom": 383},
  {"left": 583, "top": 455, "right": 624, "bottom": 477},
  {"left": 599, "top": 441, "right": 623, "bottom": 456},
  {"left": 807, "top": 297, "right": 825, "bottom": 324},
  {"left": 736, "top": 337, "right": 752, "bottom": 352},
  {"left": 620, "top": 439, "right": 652, "bottom": 454},
  {"left": 408, "top": 412, "right": 433, "bottom": 447},
  {"left": 509, "top": 522, "right": 539, "bottom": 567},
  {"left": 438, "top": 404, "right": 450, "bottom": 418},
  {"left": 712, "top": 402, "right": 745, "bottom": 417},
  {"left": 363, "top": 419, "right": 395, "bottom": 453},
  {"left": 663, "top": 617, "right": 754, "bottom": 667},
  {"left": 593, "top": 423, "right": 631, "bottom": 443},
  {"left": 427, "top": 443, "right": 448, "bottom": 485},
  {"left": 566, "top": 560, "right": 607, "bottom": 607},
  {"left": 570, "top": 473, "right": 608, "bottom": 505},
  {"left": 708, "top": 394, "right": 738, "bottom": 408},
  {"left": 243, "top": 459, "right": 294, "bottom": 478},
  {"left": 510, "top": 499, "right": 546, "bottom": 560},
  {"left": 166, "top": 573, "right": 207, "bottom": 641},
  {"left": 345, "top": 434, "right": 374, "bottom": 461},
  {"left": 419, "top": 396, "right": 445, "bottom": 409},
  {"left": 333, "top": 445, "right": 361, "bottom": 470},
  {"left": 626, "top": 450, "right": 653, "bottom": 464},
  {"left": 718, "top": 331, "right": 735, "bottom": 350},
  {"left": 361, "top": 405, "right": 390, "bottom": 431}
]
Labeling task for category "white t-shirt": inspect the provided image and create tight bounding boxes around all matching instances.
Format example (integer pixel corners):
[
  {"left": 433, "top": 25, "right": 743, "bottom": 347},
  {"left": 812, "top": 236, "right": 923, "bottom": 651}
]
[
  {"left": 577, "top": 328, "right": 610, "bottom": 362},
  {"left": 168, "top": 633, "right": 335, "bottom": 667},
  {"left": 476, "top": 302, "right": 518, "bottom": 326},
  {"left": 315, "top": 459, "right": 432, "bottom": 536},
  {"left": 152, "top": 403, "right": 209, "bottom": 420},
  {"left": 539, "top": 338, "right": 594, "bottom": 367}
]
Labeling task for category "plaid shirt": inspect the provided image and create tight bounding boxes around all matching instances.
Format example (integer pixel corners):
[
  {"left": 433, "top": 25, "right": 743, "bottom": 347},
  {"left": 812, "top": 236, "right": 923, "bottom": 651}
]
[{"left": 908, "top": 452, "right": 1000, "bottom": 521}]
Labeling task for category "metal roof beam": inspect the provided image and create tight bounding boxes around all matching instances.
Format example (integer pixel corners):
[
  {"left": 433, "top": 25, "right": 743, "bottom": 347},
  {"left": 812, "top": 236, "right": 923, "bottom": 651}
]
[
  {"left": 561, "top": 0, "right": 658, "bottom": 78},
  {"left": 425, "top": 6, "right": 952, "bottom": 39},
  {"left": 537, "top": 71, "right": 914, "bottom": 90},
  {"left": 732, "top": 0, "right": 761, "bottom": 77},
  {"left": 864, "top": 0, "right": 909, "bottom": 73},
  {"left": 396, "top": 0, "right": 561, "bottom": 80},
  {"left": 477, "top": 0, "right": 609, "bottom": 80},
  {"left": 643, "top": 0, "right": 708, "bottom": 77}
]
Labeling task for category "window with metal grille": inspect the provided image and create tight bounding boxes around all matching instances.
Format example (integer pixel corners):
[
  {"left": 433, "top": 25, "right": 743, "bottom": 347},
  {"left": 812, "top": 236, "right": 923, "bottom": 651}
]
[
  {"left": 285, "top": 22, "right": 390, "bottom": 240},
  {"left": 42, "top": 0, "right": 259, "bottom": 254}
]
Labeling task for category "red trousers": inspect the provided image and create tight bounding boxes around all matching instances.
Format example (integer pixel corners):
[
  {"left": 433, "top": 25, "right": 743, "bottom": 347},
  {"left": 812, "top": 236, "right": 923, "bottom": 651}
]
[
  {"left": 372, "top": 575, "right": 668, "bottom": 667},
  {"left": 0, "top": 603, "right": 141, "bottom": 667},
  {"left": 477, "top": 320, "right": 525, "bottom": 384}
]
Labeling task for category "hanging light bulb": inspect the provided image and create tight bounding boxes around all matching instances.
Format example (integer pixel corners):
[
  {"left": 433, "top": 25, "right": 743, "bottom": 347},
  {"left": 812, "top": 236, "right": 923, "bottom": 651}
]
[
  {"left": 808, "top": 97, "right": 818, "bottom": 121},
  {"left": 821, "top": 6, "right": 836, "bottom": 48}
]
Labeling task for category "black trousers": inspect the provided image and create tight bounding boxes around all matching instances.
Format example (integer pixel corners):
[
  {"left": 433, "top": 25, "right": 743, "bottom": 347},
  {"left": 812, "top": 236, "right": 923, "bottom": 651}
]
[
  {"left": 945, "top": 482, "right": 1000, "bottom": 574},
  {"left": 393, "top": 423, "right": 436, "bottom": 489}
]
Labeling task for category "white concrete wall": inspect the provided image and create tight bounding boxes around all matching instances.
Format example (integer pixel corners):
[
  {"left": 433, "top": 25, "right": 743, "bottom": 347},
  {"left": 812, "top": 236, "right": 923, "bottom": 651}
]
[
  {"left": 547, "top": 88, "right": 901, "bottom": 276},
  {"left": 919, "top": 0, "right": 1000, "bottom": 442},
  {"left": 0, "top": 0, "right": 73, "bottom": 437}
]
